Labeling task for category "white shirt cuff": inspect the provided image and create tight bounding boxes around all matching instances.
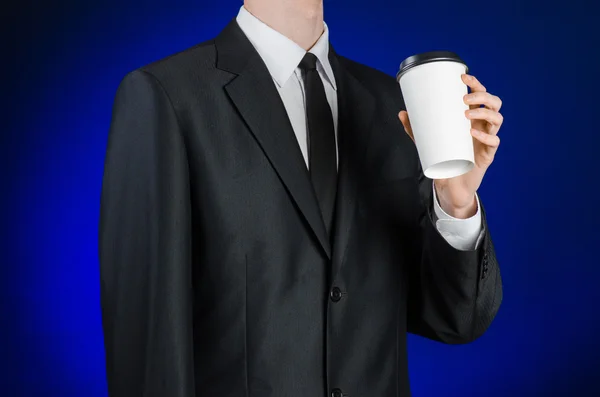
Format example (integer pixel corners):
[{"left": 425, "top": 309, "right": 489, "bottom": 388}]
[{"left": 432, "top": 181, "right": 484, "bottom": 251}]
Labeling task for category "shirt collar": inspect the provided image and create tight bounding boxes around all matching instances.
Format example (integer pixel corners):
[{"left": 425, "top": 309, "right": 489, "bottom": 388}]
[{"left": 236, "top": 6, "right": 337, "bottom": 90}]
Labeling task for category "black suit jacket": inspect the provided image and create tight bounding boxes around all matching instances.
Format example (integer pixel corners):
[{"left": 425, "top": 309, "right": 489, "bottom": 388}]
[{"left": 99, "top": 19, "right": 502, "bottom": 397}]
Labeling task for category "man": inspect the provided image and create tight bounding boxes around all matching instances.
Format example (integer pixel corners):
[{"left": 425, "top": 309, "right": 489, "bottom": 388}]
[{"left": 99, "top": 0, "right": 503, "bottom": 396}]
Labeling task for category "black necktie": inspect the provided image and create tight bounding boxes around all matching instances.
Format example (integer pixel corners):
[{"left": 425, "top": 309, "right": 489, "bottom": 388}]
[{"left": 299, "top": 53, "right": 337, "bottom": 236}]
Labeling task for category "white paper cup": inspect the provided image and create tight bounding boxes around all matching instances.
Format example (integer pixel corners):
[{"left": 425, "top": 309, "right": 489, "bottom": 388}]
[{"left": 397, "top": 51, "right": 474, "bottom": 179}]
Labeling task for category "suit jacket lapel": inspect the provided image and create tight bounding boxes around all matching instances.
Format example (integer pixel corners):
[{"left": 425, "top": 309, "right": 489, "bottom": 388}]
[
  {"left": 215, "top": 20, "right": 332, "bottom": 259},
  {"left": 329, "top": 50, "right": 376, "bottom": 277}
]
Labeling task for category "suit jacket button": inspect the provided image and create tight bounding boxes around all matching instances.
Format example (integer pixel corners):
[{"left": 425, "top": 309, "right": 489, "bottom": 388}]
[
  {"left": 331, "top": 388, "right": 343, "bottom": 397},
  {"left": 330, "top": 287, "right": 343, "bottom": 302}
]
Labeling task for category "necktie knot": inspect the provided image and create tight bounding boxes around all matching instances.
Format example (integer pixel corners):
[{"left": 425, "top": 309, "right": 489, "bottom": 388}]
[{"left": 299, "top": 53, "right": 318, "bottom": 71}]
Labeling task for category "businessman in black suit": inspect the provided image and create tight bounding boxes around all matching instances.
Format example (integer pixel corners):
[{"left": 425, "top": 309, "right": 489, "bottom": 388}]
[{"left": 99, "top": 0, "right": 504, "bottom": 396}]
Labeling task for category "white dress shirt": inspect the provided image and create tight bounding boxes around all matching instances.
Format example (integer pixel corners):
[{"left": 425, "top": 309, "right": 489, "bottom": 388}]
[{"left": 236, "top": 6, "right": 483, "bottom": 251}]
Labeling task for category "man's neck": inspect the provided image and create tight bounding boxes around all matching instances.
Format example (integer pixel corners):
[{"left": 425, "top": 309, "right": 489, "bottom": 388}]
[{"left": 243, "top": 0, "right": 325, "bottom": 51}]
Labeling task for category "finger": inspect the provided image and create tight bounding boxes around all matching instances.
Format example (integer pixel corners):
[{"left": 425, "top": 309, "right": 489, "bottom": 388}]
[
  {"left": 399, "top": 110, "right": 412, "bottom": 132},
  {"left": 398, "top": 110, "right": 414, "bottom": 142},
  {"left": 462, "top": 74, "right": 487, "bottom": 93},
  {"left": 465, "top": 108, "right": 504, "bottom": 128},
  {"left": 464, "top": 92, "right": 503, "bottom": 112},
  {"left": 471, "top": 128, "right": 500, "bottom": 148}
]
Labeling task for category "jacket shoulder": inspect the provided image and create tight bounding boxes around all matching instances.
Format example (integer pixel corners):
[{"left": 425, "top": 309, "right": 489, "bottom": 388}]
[
  {"left": 138, "top": 39, "right": 217, "bottom": 81},
  {"left": 112, "top": 37, "right": 224, "bottom": 112},
  {"left": 338, "top": 56, "right": 405, "bottom": 108}
]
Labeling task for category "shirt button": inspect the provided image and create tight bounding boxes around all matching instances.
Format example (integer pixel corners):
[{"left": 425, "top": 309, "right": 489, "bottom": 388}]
[
  {"left": 330, "top": 287, "right": 343, "bottom": 302},
  {"left": 331, "top": 388, "right": 343, "bottom": 397}
]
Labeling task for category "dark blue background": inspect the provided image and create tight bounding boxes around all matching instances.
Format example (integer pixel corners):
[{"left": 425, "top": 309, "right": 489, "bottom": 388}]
[{"left": 3, "top": 0, "right": 599, "bottom": 396}]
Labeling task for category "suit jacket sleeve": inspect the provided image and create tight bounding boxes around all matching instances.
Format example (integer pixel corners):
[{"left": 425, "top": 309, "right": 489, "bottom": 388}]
[
  {"left": 407, "top": 167, "right": 503, "bottom": 344},
  {"left": 99, "top": 70, "right": 195, "bottom": 396}
]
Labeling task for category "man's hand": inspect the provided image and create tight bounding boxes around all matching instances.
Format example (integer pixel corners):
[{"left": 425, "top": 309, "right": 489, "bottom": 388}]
[{"left": 399, "top": 74, "right": 503, "bottom": 219}]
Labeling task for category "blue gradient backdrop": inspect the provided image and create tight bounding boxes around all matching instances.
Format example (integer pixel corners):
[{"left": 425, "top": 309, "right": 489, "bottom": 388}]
[{"left": 3, "top": 0, "right": 600, "bottom": 396}]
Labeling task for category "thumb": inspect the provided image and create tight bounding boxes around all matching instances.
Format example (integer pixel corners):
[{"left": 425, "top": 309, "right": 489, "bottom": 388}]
[{"left": 398, "top": 110, "right": 414, "bottom": 142}]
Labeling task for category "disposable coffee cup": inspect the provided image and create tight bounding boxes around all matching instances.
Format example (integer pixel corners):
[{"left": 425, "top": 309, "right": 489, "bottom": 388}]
[{"left": 396, "top": 51, "right": 474, "bottom": 179}]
